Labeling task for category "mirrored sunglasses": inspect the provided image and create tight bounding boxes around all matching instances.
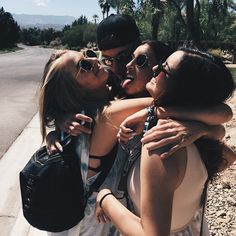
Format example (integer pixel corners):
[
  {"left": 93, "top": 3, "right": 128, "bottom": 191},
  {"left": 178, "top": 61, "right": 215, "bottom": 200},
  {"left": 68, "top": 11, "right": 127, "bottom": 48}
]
[
  {"left": 134, "top": 54, "right": 149, "bottom": 68},
  {"left": 77, "top": 59, "right": 93, "bottom": 72},
  {"left": 84, "top": 49, "right": 97, "bottom": 58}
]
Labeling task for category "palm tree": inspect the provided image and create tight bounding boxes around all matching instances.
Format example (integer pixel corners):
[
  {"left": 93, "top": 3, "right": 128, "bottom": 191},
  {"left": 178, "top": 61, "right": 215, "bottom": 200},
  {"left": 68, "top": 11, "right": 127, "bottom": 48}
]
[
  {"left": 99, "top": 0, "right": 118, "bottom": 18},
  {"left": 92, "top": 14, "right": 99, "bottom": 24}
]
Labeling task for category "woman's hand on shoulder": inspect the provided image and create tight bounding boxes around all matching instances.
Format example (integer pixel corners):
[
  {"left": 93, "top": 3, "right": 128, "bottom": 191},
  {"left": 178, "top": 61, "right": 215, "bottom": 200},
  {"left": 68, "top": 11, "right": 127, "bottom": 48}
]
[
  {"left": 56, "top": 113, "right": 93, "bottom": 136},
  {"left": 141, "top": 119, "right": 208, "bottom": 159},
  {"left": 117, "top": 108, "right": 147, "bottom": 143}
]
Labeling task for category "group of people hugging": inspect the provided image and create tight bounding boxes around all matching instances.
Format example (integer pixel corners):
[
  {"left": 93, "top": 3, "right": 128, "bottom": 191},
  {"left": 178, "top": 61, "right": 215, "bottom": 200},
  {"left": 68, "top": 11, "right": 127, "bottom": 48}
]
[{"left": 38, "top": 14, "right": 235, "bottom": 236}]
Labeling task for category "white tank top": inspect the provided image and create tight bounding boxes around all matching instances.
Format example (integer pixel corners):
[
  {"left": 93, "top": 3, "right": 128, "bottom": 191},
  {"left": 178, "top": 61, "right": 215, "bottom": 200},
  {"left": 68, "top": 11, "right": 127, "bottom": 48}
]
[{"left": 127, "top": 144, "right": 208, "bottom": 231}]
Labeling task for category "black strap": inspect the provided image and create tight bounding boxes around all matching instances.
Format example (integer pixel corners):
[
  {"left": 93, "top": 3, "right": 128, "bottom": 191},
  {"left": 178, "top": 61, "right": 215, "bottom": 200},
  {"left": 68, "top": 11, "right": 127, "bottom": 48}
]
[
  {"left": 86, "top": 143, "right": 118, "bottom": 197},
  {"left": 88, "top": 166, "right": 102, "bottom": 172},
  {"left": 200, "top": 180, "right": 208, "bottom": 236}
]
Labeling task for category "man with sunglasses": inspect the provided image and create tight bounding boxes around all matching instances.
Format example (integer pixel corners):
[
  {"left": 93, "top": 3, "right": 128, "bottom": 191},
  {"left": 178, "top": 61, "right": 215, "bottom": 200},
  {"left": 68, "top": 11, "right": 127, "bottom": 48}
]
[{"left": 97, "top": 14, "right": 141, "bottom": 98}]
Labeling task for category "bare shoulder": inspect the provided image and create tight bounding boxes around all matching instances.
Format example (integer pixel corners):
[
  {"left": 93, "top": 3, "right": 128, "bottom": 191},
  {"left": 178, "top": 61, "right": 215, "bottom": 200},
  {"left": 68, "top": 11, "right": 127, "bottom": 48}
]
[{"left": 141, "top": 146, "right": 187, "bottom": 189}]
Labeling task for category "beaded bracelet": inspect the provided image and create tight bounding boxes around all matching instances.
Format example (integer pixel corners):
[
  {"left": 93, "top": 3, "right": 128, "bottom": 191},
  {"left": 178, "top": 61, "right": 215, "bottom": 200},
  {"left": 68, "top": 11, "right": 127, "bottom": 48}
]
[
  {"left": 99, "top": 192, "right": 114, "bottom": 208},
  {"left": 143, "top": 105, "right": 157, "bottom": 133}
]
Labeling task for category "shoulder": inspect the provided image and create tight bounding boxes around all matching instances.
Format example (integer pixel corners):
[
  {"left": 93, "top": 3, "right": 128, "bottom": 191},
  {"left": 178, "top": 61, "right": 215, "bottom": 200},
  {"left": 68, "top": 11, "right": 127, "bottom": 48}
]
[{"left": 141, "top": 146, "right": 187, "bottom": 189}]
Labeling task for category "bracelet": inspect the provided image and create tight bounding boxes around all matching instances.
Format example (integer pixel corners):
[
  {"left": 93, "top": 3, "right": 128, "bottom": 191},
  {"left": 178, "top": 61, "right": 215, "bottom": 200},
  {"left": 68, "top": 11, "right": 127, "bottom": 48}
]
[
  {"left": 144, "top": 105, "right": 158, "bottom": 133},
  {"left": 99, "top": 192, "right": 114, "bottom": 208}
]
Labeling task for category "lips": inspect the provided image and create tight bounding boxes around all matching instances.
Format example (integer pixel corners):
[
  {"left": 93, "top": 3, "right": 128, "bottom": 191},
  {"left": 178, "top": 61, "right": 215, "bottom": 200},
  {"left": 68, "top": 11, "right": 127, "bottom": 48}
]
[{"left": 121, "top": 75, "right": 134, "bottom": 88}]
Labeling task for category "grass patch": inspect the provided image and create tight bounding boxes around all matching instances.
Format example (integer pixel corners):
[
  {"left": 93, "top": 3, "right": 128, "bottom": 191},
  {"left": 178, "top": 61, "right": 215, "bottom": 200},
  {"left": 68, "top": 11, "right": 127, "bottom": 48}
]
[
  {"left": 228, "top": 67, "right": 236, "bottom": 82},
  {"left": 0, "top": 46, "right": 23, "bottom": 54}
]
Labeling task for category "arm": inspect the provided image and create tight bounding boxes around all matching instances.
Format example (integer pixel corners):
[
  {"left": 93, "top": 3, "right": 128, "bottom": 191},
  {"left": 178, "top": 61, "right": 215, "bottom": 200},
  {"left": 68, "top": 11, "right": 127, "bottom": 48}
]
[
  {"left": 117, "top": 107, "right": 226, "bottom": 158},
  {"left": 55, "top": 113, "right": 93, "bottom": 136},
  {"left": 156, "top": 103, "right": 232, "bottom": 125},
  {"left": 90, "top": 97, "right": 152, "bottom": 156},
  {"left": 142, "top": 120, "right": 225, "bottom": 158},
  {"left": 96, "top": 145, "right": 184, "bottom": 236}
]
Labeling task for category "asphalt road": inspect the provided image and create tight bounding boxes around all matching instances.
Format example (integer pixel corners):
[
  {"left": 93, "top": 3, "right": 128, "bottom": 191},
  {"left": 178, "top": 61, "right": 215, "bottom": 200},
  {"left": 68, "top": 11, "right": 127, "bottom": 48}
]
[{"left": 0, "top": 45, "right": 53, "bottom": 158}]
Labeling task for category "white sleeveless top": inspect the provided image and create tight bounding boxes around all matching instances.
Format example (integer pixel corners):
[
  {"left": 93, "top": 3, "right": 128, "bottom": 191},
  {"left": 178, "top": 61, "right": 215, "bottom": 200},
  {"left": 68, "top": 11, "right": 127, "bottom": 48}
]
[{"left": 127, "top": 144, "right": 210, "bottom": 235}]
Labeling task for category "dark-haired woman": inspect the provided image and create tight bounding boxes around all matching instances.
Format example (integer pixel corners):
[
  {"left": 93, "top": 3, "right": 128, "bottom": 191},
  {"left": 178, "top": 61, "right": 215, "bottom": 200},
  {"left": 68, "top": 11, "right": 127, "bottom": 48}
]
[{"left": 95, "top": 48, "right": 235, "bottom": 236}]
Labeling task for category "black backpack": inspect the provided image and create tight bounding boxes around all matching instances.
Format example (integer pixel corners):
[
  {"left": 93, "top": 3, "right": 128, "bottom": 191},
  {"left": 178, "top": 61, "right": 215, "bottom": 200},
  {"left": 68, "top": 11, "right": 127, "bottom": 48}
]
[
  {"left": 20, "top": 135, "right": 117, "bottom": 232},
  {"left": 20, "top": 135, "right": 85, "bottom": 232}
]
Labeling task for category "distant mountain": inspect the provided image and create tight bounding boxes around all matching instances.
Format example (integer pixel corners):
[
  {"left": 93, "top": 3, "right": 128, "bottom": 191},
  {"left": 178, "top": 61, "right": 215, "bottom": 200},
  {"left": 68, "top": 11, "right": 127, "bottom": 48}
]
[{"left": 13, "top": 14, "right": 76, "bottom": 30}]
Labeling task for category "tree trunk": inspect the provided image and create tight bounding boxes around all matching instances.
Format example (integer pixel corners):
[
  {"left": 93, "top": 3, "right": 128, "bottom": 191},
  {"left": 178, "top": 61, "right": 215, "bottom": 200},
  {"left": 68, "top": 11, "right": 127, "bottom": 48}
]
[
  {"left": 186, "top": 0, "right": 201, "bottom": 47},
  {"left": 233, "top": 46, "right": 236, "bottom": 64},
  {"left": 151, "top": 0, "right": 161, "bottom": 40}
]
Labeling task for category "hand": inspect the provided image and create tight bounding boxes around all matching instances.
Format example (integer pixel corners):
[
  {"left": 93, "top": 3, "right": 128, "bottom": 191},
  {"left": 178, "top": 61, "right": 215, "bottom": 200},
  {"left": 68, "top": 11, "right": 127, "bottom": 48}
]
[
  {"left": 117, "top": 109, "right": 147, "bottom": 143},
  {"left": 95, "top": 189, "right": 112, "bottom": 224},
  {"left": 56, "top": 113, "right": 93, "bottom": 136},
  {"left": 141, "top": 119, "right": 207, "bottom": 159},
  {"left": 46, "top": 131, "right": 62, "bottom": 154}
]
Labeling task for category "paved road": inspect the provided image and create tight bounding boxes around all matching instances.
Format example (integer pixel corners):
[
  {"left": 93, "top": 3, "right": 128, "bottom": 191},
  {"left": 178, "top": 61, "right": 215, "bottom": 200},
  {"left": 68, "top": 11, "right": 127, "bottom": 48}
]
[{"left": 0, "top": 45, "right": 53, "bottom": 158}]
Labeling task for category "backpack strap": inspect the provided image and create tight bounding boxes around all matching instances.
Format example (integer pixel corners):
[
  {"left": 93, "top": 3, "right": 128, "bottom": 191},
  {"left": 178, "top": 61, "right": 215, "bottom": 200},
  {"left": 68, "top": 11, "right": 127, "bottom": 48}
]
[{"left": 86, "top": 143, "right": 118, "bottom": 198}]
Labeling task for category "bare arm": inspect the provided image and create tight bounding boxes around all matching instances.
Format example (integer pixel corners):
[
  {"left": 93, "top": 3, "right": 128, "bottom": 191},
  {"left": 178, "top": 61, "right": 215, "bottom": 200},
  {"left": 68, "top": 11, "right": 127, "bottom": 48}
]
[
  {"left": 90, "top": 97, "right": 152, "bottom": 156},
  {"left": 96, "top": 145, "right": 184, "bottom": 236},
  {"left": 156, "top": 103, "right": 232, "bottom": 125}
]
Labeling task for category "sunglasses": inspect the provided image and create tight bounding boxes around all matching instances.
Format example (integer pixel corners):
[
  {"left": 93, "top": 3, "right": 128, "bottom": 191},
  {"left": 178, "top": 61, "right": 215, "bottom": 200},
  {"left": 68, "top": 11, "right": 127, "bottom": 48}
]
[
  {"left": 101, "top": 52, "right": 132, "bottom": 66},
  {"left": 77, "top": 59, "right": 94, "bottom": 72},
  {"left": 83, "top": 49, "right": 97, "bottom": 58},
  {"left": 153, "top": 63, "right": 172, "bottom": 78},
  {"left": 133, "top": 54, "right": 149, "bottom": 68}
]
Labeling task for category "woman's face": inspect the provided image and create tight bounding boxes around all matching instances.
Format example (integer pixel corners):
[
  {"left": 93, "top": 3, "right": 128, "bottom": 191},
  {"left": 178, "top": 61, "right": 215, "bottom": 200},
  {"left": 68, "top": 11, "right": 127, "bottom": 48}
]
[
  {"left": 122, "top": 44, "right": 158, "bottom": 96},
  {"left": 146, "top": 50, "right": 184, "bottom": 100},
  {"left": 60, "top": 51, "right": 109, "bottom": 91}
]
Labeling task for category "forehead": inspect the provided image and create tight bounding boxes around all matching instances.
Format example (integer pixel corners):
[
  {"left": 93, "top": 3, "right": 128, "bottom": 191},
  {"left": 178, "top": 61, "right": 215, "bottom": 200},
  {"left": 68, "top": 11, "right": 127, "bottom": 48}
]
[
  {"left": 60, "top": 51, "right": 84, "bottom": 71},
  {"left": 134, "top": 44, "right": 152, "bottom": 55},
  {"left": 165, "top": 50, "right": 184, "bottom": 68},
  {"left": 101, "top": 45, "right": 130, "bottom": 57}
]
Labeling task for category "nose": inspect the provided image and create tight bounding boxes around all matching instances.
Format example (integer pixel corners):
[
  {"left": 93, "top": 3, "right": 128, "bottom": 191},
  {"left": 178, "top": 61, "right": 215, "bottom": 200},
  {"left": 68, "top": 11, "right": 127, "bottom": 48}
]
[
  {"left": 152, "top": 64, "right": 158, "bottom": 72},
  {"left": 126, "top": 57, "right": 135, "bottom": 71}
]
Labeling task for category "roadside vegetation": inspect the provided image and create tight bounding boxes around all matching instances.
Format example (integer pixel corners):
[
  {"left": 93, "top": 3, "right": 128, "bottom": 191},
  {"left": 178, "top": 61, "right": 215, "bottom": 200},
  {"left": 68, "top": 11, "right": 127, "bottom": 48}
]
[{"left": 0, "top": 1, "right": 236, "bottom": 63}]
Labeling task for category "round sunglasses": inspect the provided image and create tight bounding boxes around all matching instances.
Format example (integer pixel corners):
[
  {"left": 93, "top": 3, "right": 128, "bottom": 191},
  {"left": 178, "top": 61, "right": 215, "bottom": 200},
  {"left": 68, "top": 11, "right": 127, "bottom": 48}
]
[
  {"left": 133, "top": 54, "right": 149, "bottom": 68},
  {"left": 77, "top": 59, "right": 94, "bottom": 72},
  {"left": 76, "top": 49, "right": 99, "bottom": 72}
]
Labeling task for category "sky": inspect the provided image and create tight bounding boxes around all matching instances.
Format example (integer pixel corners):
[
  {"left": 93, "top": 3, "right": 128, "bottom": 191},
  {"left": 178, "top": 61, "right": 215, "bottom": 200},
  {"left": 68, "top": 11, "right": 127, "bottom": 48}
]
[{"left": 0, "top": 0, "right": 116, "bottom": 22}]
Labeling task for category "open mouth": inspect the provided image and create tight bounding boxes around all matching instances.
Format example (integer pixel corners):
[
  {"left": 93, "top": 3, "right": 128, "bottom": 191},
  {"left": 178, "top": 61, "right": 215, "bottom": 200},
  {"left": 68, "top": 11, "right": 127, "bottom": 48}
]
[{"left": 121, "top": 75, "right": 134, "bottom": 88}]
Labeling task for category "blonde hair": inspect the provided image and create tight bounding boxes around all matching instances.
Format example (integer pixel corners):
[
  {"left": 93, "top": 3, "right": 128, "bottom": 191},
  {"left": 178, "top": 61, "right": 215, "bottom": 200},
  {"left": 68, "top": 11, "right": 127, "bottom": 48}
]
[{"left": 38, "top": 50, "right": 87, "bottom": 140}]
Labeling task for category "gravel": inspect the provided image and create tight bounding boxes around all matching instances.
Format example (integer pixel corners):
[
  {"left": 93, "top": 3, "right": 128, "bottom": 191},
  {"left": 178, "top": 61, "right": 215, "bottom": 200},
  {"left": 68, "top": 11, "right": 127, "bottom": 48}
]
[{"left": 205, "top": 92, "right": 236, "bottom": 236}]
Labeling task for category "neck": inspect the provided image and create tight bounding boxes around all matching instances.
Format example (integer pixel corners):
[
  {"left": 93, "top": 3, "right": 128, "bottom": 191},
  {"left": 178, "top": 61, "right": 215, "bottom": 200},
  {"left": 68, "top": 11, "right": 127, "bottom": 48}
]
[{"left": 85, "top": 85, "right": 110, "bottom": 103}]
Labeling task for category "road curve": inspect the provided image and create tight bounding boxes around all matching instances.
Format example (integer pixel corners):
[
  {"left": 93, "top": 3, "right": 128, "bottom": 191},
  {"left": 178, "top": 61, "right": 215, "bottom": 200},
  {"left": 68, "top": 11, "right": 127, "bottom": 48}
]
[{"left": 0, "top": 45, "right": 54, "bottom": 158}]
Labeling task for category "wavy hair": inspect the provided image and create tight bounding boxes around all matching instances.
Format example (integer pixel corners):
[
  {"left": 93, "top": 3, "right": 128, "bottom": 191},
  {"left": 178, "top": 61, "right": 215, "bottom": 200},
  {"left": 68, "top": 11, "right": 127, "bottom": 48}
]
[{"left": 155, "top": 47, "right": 235, "bottom": 180}]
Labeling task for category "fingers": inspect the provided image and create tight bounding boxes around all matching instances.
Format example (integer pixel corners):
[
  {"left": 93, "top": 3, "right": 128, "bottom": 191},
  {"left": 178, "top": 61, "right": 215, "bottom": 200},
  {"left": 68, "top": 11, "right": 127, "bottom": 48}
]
[
  {"left": 143, "top": 135, "right": 179, "bottom": 150},
  {"left": 159, "top": 144, "right": 181, "bottom": 159},
  {"left": 142, "top": 127, "right": 178, "bottom": 144},
  {"left": 46, "top": 131, "right": 62, "bottom": 154},
  {"left": 75, "top": 113, "right": 93, "bottom": 123},
  {"left": 96, "top": 213, "right": 110, "bottom": 224},
  {"left": 64, "top": 114, "right": 93, "bottom": 135},
  {"left": 117, "top": 125, "right": 136, "bottom": 143}
]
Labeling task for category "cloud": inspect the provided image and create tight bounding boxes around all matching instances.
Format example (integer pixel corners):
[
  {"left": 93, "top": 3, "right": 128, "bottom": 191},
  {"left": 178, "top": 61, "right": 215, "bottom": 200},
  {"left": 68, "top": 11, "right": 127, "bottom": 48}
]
[{"left": 34, "top": 0, "right": 49, "bottom": 6}]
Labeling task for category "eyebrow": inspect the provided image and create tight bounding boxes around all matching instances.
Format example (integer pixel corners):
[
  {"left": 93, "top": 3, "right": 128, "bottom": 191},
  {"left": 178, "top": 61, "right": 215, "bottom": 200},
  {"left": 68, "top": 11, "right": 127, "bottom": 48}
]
[
  {"left": 164, "top": 62, "right": 172, "bottom": 74},
  {"left": 102, "top": 49, "right": 128, "bottom": 58}
]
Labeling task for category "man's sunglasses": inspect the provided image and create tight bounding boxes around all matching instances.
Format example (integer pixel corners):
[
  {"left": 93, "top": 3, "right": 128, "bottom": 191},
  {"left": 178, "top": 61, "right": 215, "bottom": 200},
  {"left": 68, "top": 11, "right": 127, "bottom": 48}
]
[
  {"left": 101, "top": 52, "right": 132, "bottom": 66},
  {"left": 153, "top": 63, "right": 172, "bottom": 78}
]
